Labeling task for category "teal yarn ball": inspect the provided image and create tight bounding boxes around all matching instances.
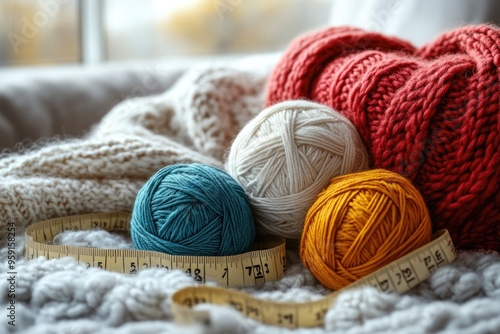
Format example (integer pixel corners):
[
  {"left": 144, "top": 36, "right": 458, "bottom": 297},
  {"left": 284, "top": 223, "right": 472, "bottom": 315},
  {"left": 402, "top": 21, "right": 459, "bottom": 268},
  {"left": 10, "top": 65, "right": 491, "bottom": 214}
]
[{"left": 131, "top": 163, "right": 256, "bottom": 256}]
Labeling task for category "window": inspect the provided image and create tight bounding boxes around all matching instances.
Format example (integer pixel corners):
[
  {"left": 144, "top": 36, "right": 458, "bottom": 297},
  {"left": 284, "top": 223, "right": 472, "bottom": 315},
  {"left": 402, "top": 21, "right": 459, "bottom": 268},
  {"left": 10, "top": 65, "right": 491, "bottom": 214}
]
[
  {"left": 0, "top": 0, "right": 332, "bottom": 66},
  {"left": 0, "top": 0, "right": 80, "bottom": 66}
]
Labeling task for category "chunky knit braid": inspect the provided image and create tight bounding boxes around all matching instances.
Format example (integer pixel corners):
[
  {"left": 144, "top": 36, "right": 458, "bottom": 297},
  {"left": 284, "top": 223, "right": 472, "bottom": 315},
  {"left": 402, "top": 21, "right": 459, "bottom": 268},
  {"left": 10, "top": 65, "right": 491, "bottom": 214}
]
[{"left": 266, "top": 25, "right": 500, "bottom": 250}]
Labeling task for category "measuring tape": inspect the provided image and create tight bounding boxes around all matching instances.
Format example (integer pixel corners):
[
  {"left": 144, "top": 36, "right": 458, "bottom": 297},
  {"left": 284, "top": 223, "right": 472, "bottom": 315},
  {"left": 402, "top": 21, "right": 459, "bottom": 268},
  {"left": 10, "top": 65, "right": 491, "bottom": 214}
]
[
  {"left": 25, "top": 212, "right": 456, "bottom": 328},
  {"left": 25, "top": 212, "right": 287, "bottom": 288},
  {"left": 171, "top": 229, "right": 456, "bottom": 328}
]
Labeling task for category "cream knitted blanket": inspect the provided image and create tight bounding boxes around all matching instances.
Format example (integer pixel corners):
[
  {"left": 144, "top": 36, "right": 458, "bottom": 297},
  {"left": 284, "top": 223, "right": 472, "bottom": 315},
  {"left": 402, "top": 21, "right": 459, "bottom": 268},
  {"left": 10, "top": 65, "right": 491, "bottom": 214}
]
[{"left": 1, "top": 63, "right": 500, "bottom": 334}]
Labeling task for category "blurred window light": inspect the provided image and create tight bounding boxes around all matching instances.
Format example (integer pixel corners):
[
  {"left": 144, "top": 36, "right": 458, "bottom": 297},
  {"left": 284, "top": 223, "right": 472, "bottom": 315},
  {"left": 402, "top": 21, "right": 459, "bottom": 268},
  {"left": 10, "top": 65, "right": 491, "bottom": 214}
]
[
  {"left": 0, "top": 0, "right": 80, "bottom": 66},
  {"left": 104, "top": 0, "right": 333, "bottom": 60},
  {"left": 0, "top": 0, "right": 333, "bottom": 66}
]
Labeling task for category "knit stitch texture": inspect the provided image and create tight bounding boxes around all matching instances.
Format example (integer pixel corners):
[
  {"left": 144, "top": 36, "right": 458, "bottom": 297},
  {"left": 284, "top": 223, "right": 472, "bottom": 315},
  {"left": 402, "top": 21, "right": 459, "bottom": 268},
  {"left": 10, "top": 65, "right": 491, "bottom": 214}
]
[
  {"left": 1, "top": 63, "right": 500, "bottom": 334},
  {"left": 266, "top": 25, "right": 500, "bottom": 251}
]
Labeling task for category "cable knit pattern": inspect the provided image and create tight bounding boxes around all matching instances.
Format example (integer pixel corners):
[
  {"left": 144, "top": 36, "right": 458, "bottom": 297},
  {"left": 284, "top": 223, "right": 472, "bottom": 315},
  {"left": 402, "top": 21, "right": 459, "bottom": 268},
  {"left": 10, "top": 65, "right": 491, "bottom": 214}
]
[
  {"left": 1, "top": 63, "right": 500, "bottom": 334},
  {"left": 266, "top": 25, "right": 500, "bottom": 251}
]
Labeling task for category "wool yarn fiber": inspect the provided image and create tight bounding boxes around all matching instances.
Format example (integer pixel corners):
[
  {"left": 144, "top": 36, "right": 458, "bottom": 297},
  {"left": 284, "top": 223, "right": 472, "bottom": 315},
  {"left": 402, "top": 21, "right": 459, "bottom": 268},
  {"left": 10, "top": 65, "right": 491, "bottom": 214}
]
[
  {"left": 131, "top": 163, "right": 255, "bottom": 256},
  {"left": 300, "top": 169, "right": 432, "bottom": 290},
  {"left": 226, "top": 100, "right": 369, "bottom": 240},
  {"left": 266, "top": 25, "right": 500, "bottom": 250}
]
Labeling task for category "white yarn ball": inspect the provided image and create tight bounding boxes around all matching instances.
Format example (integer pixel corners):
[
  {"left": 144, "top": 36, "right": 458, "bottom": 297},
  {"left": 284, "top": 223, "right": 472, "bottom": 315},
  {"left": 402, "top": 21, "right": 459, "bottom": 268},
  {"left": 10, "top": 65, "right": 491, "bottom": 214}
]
[{"left": 225, "top": 100, "right": 369, "bottom": 239}]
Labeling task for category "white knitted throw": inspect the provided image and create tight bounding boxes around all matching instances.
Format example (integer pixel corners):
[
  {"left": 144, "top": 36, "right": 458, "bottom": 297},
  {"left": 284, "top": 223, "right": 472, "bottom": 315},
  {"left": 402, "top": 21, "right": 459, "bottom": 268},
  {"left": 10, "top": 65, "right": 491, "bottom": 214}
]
[{"left": 1, "top": 63, "right": 500, "bottom": 334}]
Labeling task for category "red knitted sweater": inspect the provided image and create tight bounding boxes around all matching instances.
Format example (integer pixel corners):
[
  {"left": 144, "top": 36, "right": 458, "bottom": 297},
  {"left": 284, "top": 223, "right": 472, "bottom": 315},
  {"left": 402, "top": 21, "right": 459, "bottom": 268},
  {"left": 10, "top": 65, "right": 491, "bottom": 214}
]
[{"left": 266, "top": 25, "right": 500, "bottom": 250}]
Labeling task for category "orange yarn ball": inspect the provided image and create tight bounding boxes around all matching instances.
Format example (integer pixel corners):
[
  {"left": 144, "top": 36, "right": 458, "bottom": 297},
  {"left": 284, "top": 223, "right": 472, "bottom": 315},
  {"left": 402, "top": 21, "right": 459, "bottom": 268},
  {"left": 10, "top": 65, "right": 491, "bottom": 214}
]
[{"left": 300, "top": 169, "right": 432, "bottom": 290}]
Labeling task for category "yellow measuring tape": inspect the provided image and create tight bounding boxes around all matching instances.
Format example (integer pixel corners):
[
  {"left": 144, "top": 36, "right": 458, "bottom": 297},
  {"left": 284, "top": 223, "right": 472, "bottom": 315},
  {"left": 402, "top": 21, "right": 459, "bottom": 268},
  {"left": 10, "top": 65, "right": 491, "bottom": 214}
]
[
  {"left": 172, "top": 229, "right": 456, "bottom": 328},
  {"left": 25, "top": 212, "right": 286, "bottom": 288},
  {"left": 25, "top": 212, "right": 457, "bottom": 328}
]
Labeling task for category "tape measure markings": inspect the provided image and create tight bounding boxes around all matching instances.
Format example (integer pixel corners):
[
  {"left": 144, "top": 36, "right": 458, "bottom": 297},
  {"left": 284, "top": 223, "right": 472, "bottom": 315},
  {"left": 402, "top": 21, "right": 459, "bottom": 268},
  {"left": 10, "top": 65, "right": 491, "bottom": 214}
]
[
  {"left": 25, "top": 212, "right": 456, "bottom": 328},
  {"left": 171, "top": 229, "right": 456, "bottom": 328},
  {"left": 25, "top": 212, "right": 286, "bottom": 288}
]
